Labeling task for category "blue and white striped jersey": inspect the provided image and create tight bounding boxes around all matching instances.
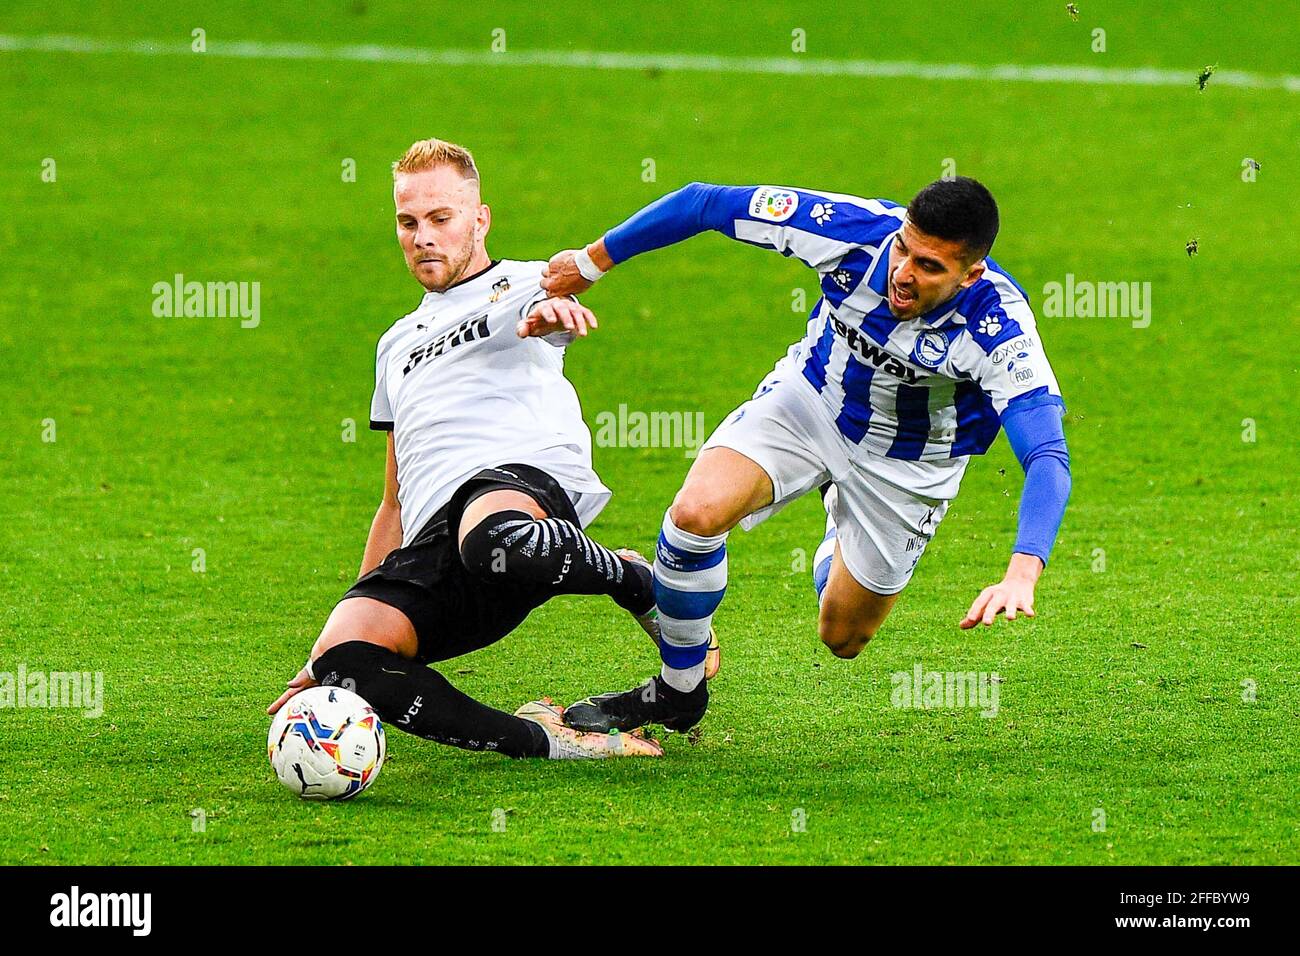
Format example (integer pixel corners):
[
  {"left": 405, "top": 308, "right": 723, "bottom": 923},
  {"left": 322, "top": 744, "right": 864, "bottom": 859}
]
[{"left": 638, "top": 184, "right": 1064, "bottom": 463}]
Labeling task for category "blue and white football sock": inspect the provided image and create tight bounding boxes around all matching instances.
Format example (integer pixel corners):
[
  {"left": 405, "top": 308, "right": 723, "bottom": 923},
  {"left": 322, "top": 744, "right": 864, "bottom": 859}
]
[
  {"left": 813, "top": 484, "right": 838, "bottom": 605},
  {"left": 653, "top": 512, "right": 727, "bottom": 694},
  {"left": 813, "top": 528, "right": 836, "bottom": 605}
]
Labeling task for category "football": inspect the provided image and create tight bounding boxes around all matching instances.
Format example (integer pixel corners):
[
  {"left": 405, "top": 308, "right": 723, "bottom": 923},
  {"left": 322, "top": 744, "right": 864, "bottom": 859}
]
[{"left": 267, "top": 686, "right": 386, "bottom": 801}]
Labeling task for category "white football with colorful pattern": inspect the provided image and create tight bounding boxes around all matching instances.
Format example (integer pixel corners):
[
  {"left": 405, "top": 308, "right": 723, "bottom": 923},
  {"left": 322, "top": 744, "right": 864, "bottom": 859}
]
[{"left": 267, "top": 685, "right": 386, "bottom": 800}]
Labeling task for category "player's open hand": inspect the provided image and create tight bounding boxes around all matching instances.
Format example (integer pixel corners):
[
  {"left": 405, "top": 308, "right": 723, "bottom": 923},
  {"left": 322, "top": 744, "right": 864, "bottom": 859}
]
[
  {"left": 517, "top": 297, "right": 599, "bottom": 339},
  {"left": 960, "top": 574, "right": 1037, "bottom": 629},
  {"left": 266, "top": 663, "right": 316, "bottom": 715},
  {"left": 541, "top": 249, "right": 595, "bottom": 298}
]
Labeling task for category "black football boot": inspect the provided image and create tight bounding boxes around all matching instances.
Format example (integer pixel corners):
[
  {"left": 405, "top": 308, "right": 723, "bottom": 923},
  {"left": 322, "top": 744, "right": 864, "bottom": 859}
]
[{"left": 563, "top": 675, "right": 708, "bottom": 733}]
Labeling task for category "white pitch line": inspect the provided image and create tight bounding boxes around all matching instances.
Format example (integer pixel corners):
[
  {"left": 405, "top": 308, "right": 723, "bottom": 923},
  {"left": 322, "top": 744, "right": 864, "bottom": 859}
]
[{"left": 1, "top": 33, "right": 1297, "bottom": 93}]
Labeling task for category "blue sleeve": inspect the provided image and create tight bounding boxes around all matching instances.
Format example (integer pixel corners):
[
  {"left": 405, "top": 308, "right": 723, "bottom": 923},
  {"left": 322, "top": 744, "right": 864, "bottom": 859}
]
[
  {"left": 603, "top": 183, "right": 750, "bottom": 263},
  {"left": 1001, "top": 399, "right": 1072, "bottom": 566},
  {"left": 603, "top": 183, "right": 903, "bottom": 272}
]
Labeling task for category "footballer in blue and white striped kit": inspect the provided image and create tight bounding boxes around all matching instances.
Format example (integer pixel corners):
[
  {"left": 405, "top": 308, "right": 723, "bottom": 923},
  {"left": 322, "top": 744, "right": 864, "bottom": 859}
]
[{"left": 527, "top": 177, "right": 1071, "bottom": 734}]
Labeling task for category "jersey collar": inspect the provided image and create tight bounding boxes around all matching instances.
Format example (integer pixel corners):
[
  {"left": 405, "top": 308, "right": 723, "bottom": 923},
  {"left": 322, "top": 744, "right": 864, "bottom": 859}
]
[{"left": 421, "top": 258, "right": 502, "bottom": 302}]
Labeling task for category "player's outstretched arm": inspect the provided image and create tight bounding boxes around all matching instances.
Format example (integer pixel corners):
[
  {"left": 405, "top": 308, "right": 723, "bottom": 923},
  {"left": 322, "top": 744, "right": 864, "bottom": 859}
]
[
  {"left": 542, "top": 181, "right": 735, "bottom": 297},
  {"left": 960, "top": 401, "right": 1072, "bottom": 629},
  {"left": 543, "top": 181, "right": 873, "bottom": 300},
  {"left": 359, "top": 432, "right": 402, "bottom": 577}
]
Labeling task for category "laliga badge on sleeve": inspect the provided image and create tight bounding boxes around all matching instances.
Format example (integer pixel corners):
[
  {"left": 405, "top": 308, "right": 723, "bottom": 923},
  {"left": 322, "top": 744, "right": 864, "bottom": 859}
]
[{"left": 750, "top": 187, "right": 799, "bottom": 222}]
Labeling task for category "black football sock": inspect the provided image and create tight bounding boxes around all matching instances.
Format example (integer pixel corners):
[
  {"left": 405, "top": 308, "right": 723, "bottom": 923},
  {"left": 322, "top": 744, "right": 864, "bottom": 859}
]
[
  {"left": 460, "top": 510, "right": 654, "bottom": 615},
  {"left": 310, "top": 641, "right": 549, "bottom": 758}
]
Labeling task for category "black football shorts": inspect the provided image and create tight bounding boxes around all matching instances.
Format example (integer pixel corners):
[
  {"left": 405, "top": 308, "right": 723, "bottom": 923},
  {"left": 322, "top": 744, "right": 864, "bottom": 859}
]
[{"left": 341, "top": 462, "right": 580, "bottom": 663}]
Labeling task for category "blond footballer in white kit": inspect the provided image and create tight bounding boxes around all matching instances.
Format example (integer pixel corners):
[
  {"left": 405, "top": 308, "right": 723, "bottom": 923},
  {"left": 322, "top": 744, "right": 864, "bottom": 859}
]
[{"left": 266, "top": 139, "right": 715, "bottom": 763}]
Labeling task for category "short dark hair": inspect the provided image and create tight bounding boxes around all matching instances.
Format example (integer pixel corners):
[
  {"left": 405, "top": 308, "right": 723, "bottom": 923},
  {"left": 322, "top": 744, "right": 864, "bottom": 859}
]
[{"left": 906, "top": 176, "right": 1000, "bottom": 263}]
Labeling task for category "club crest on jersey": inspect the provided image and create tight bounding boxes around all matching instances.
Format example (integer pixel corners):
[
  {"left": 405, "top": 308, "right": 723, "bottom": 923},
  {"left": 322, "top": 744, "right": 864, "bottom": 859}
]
[
  {"left": 751, "top": 187, "right": 799, "bottom": 222},
  {"left": 403, "top": 314, "right": 490, "bottom": 375},
  {"left": 489, "top": 277, "right": 511, "bottom": 303},
  {"left": 911, "top": 330, "right": 949, "bottom": 369}
]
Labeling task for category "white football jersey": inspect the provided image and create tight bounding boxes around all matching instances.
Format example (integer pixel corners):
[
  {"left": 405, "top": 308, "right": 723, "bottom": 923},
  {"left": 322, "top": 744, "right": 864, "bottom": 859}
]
[{"left": 370, "top": 259, "right": 611, "bottom": 544}]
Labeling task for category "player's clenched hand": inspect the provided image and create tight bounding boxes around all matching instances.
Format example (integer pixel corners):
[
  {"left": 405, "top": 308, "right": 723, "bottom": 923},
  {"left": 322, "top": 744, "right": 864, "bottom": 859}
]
[
  {"left": 516, "top": 297, "right": 599, "bottom": 339},
  {"left": 540, "top": 249, "right": 594, "bottom": 298},
  {"left": 266, "top": 663, "right": 316, "bottom": 715},
  {"left": 960, "top": 574, "right": 1037, "bottom": 629}
]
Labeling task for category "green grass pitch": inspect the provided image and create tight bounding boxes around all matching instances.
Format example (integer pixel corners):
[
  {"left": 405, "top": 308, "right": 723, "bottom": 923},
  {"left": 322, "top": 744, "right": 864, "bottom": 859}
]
[{"left": 1, "top": 1, "right": 1296, "bottom": 864}]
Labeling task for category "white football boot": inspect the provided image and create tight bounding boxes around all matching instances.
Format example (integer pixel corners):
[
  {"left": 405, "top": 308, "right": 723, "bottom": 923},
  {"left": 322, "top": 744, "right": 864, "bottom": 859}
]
[{"left": 514, "top": 699, "right": 663, "bottom": 759}]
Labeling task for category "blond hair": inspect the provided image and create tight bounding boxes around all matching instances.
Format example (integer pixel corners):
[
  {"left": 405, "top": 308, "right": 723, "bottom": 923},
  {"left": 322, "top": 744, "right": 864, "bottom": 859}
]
[{"left": 392, "top": 138, "right": 480, "bottom": 183}]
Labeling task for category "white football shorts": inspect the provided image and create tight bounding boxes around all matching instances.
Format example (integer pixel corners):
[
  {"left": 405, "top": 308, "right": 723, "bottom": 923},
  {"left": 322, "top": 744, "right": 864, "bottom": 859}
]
[{"left": 701, "top": 369, "right": 963, "bottom": 595}]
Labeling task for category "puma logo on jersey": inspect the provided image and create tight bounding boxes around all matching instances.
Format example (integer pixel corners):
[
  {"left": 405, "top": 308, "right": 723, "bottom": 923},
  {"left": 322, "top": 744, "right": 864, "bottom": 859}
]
[
  {"left": 404, "top": 314, "right": 491, "bottom": 375},
  {"left": 830, "top": 315, "right": 922, "bottom": 384}
]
